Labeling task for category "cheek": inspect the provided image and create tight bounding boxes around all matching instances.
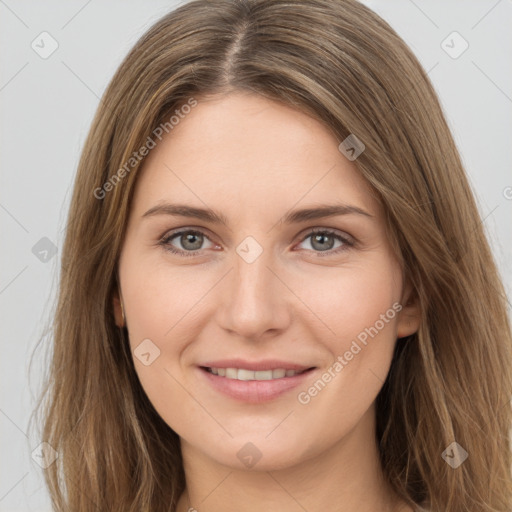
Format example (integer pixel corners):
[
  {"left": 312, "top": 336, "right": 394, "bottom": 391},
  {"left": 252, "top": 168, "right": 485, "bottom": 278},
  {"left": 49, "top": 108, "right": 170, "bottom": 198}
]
[
  {"left": 119, "top": 255, "right": 218, "bottom": 433},
  {"left": 122, "top": 256, "right": 211, "bottom": 348},
  {"left": 292, "top": 259, "right": 401, "bottom": 350},
  {"left": 292, "top": 260, "right": 401, "bottom": 411}
]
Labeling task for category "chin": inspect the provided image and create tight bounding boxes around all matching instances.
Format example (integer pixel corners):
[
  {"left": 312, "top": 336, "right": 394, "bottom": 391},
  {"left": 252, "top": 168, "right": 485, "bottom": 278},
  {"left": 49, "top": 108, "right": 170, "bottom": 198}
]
[{"left": 202, "top": 436, "right": 315, "bottom": 472}]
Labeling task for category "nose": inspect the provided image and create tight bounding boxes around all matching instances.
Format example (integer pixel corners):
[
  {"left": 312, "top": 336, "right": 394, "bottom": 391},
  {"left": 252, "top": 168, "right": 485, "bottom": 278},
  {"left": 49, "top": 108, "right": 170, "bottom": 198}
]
[{"left": 216, "top": 244, "right": 293, "bottom": 341}]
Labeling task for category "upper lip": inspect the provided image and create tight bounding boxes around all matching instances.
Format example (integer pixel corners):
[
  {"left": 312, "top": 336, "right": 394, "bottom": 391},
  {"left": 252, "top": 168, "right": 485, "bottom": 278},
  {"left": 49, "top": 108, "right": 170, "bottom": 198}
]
[{"left": 199, "top": 359, "right": 315, "bottom": 372}]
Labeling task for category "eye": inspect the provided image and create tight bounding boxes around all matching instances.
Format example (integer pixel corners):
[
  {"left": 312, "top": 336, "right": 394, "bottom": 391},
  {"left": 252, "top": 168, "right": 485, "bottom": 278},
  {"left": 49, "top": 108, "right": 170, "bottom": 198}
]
[
  {"left": 296, "top": 228, "right": 354, "bottom": 256},
  {"left": 159, "top": 229, "right": 217, "bottom": 257},
  {"left": 158, "top": 227, "right": 354, "bottom": 258}
]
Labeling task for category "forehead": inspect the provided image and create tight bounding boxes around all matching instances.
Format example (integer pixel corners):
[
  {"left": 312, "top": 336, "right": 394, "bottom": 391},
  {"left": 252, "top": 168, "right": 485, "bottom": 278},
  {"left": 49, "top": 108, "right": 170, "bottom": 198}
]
[{"left": 130, "top": 92, "right": 381, "bottom": 221}]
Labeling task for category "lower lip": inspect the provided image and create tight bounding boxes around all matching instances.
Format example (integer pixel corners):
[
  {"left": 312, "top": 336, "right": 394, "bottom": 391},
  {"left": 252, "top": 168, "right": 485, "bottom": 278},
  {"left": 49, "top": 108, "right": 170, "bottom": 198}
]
[{"left": 198, "top": 367, "right": 316, "bottom": 403}]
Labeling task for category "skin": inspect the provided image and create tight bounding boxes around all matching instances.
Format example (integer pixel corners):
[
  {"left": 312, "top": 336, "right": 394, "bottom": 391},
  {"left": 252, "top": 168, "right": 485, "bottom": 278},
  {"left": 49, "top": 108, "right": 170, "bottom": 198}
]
[{"left": 114, "top": 91, "right": 421, "bottom": 512}]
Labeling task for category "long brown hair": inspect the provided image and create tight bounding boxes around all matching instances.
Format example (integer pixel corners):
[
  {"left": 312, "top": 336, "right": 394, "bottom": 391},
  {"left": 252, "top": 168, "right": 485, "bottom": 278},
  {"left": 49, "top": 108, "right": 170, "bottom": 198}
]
[{"left": 31, "top": 0, "right": 512, "bottom": 510}]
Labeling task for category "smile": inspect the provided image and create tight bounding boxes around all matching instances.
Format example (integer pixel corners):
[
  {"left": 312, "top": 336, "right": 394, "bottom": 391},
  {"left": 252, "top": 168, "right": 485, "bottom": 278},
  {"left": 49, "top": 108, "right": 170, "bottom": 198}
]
[{"left": 198, "top": 364, "right": 316, "bottom": 403}]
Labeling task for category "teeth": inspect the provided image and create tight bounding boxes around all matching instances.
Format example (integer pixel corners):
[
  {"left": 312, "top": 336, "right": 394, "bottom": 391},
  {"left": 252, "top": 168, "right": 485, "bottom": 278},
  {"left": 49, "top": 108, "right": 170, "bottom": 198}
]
[
  {"left": 238, "top": 369, "right": 255, "bottom": 381},
  {"left": 272, "top": 369, "right": 286, "bottom": 378},
  {"left": 208, "top": 367, "right": 304, "bottom": 380},
  {"left": 226, "top": 368, "right": 238, "bottom": 379}
]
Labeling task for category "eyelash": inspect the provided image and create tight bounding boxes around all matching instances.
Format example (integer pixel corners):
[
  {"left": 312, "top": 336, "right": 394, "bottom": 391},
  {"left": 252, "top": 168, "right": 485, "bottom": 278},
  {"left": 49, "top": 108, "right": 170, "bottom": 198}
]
[{"left": 158, "top": 228, "right": 355, "bottom": 258}]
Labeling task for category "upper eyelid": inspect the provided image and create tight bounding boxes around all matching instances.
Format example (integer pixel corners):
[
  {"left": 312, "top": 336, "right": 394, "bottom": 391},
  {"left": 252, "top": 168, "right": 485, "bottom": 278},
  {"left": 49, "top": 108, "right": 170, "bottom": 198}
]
[{"left": 161, "top": 227, "right": 216, "bottom": 244}]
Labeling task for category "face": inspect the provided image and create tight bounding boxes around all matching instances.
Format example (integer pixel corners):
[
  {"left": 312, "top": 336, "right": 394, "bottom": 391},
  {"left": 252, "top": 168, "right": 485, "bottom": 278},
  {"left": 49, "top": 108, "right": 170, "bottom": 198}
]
[{"left": 114, "top": 91, "right": 420, "bottom": 471}]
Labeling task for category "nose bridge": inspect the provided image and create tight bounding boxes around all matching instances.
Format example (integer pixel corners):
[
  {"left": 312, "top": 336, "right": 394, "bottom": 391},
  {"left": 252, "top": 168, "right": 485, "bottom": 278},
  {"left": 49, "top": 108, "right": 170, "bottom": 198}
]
[
  {"left": 217, "top": 236, "right": 290, "bottom": 338},
  {"left": 232, "top": 242, "right": 276, "bottom": 312}
]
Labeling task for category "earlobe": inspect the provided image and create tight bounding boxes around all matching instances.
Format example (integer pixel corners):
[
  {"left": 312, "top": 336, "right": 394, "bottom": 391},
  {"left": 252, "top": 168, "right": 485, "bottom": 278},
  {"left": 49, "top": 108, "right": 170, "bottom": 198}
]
[
  {"left": 113, "top": 288, "right": 125, "bottom": 328},
  {"left": 396, "top": 286, "right": 421, "bottom": 339}
]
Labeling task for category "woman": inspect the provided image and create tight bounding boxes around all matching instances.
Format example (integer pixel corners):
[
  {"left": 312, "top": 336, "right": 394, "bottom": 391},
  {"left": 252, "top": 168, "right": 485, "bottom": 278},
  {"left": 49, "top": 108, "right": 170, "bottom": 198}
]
[{"left": 34, "top": 0, "right": 512, "bottom": 511}]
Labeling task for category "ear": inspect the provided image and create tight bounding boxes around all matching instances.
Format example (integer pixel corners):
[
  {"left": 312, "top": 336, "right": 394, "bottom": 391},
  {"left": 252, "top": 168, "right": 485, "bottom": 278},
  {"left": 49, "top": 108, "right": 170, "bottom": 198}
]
[
  {"left": 396, "top": 280, "right": 421, "bottom": 339},
  {"left": 112, "top": 287, "right": 125, "bottom": 328}
]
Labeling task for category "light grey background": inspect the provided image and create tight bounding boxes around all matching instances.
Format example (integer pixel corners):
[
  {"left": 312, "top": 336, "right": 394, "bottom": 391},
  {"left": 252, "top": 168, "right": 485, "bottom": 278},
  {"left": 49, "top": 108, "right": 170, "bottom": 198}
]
[{"left": 1, "top": 1, "right": 511, "bottom": 510}]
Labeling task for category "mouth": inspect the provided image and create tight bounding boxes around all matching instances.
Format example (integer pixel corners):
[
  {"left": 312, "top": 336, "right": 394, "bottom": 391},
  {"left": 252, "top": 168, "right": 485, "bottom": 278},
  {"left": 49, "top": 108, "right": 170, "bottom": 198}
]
[{"left": 198, "top": 363, "right": 317, "bottom": 403}]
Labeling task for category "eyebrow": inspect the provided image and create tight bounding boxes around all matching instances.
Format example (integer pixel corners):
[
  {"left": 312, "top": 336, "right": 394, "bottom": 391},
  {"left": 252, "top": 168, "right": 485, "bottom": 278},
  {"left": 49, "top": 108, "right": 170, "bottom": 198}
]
[{"left": 141, "top": 202, "right": 373, "bottom": 226}]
